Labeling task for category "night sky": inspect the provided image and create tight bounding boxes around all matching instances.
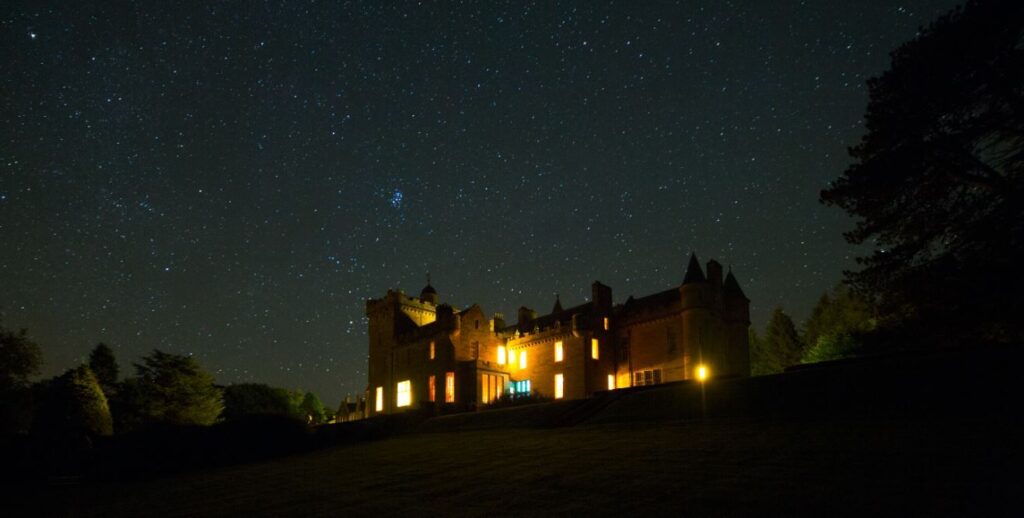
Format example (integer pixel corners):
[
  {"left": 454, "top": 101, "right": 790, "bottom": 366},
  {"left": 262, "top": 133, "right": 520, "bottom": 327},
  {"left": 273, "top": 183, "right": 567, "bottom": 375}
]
[{"left": 2, "top": 1, "right": 960, "bottom": 404}]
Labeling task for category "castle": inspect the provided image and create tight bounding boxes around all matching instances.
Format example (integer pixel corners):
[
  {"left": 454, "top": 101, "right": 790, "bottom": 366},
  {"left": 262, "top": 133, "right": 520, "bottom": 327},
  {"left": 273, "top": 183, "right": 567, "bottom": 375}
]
[{"left": 364, "top": 254, "right": 750, "bottom": 416}]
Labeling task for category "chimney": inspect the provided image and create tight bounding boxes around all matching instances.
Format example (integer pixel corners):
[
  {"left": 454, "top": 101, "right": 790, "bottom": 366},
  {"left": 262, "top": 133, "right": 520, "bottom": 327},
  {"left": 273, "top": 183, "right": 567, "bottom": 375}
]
[
  {"left": 592, "top": 281, "right": 612, "bottom": 310},
  {"left": 517, "top": 306, "right": 537, "bottom": 327},
  {"left": 706, "top": 260, "right": 723, "bottom": 289},
  {"left": 493, "top": 312, "right": 505, "bottom": 330}
]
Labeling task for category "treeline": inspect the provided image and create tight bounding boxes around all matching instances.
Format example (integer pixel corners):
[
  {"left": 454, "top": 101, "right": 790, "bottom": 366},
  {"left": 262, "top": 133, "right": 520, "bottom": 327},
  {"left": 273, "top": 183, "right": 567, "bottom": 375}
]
[
  {"left": 749, "top": 284, "right": 876, "bottom": 375},
  {"left": 0, "top": 328, "right": 335, "bottom": 442}
]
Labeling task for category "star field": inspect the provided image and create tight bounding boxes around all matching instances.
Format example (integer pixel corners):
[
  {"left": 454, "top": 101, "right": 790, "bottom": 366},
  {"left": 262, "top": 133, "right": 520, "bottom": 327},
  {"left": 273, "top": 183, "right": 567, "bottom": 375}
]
[{"left": 1, "top": 1, "right": 960, "bottom": 403}]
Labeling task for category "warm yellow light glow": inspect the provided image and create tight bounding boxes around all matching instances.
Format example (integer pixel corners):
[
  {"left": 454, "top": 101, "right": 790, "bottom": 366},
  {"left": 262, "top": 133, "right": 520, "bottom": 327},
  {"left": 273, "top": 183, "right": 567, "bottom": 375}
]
[
  {"left": 396, "top": 380, "right": 411, "bottom": 407},
  {"left": 591, "top": 338, "right": 599, "bottom": 359},
  {"left": 375, "top": 386, "right": 383, "bottom": 412},
  {"left": 603, "top": 317, "right": 609, "bottom": 330},
  {"left": 696, "top": 365, "right": 709, "bottom": 382},
  {"left": 519, "top": 350, "right": 527, "bottom": 369},
  {"left": 554, "top": 373, "right": 564, "bottom": 399},
  {"left": 508, "top": 348, "right": 516, "bottom": 367},
  {"left": 428, "top": 375, "right": 436, "bottom": 402},
  {"left": 555, "top": 341, "right": 563, "bottom": 362},
  {"left": 607, "top": 374, "right": 615, "bottom": 390},
  {"left": 445, "top": 372, "right": 455, "bottom": 403},
  {"left": 497, "top": 345, "right": 506, "bottom": 365},
  {"left": 429, "top": 341, "right": 435, "bottom": 360}
]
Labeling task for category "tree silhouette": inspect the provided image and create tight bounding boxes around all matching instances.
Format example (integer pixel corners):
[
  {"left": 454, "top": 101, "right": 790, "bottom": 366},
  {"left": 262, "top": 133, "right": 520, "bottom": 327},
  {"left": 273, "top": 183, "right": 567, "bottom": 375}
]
[
  {"left": 88, "top": 343, "right": 119, "bottom": 396},
  {"left": 762, "top": 307, "right": 803, "bottom": 373},
  {"left": 821, "top": 0, "right": 1024, "bottom": 343},
  {"left": 299, "top": 391, "right": 327, "bottom": 424},
  {"left": 116, "top": 350, "right": 223, "bottom": 430},
  {"left": 0, "top": 325, "right": 42, "bottom": 389},
  {"left": 33, "top": 365, "right": 113, "bottom": 440}
]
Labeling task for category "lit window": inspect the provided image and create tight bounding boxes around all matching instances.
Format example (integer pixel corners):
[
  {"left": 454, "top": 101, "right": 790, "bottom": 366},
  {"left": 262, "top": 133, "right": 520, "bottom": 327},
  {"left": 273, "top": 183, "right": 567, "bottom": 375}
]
[
  {"left": 591, "top": 338, "right": 599, "bottom": 359},
  {"left": 375, "top": 386, "right": 383, "bottom": 412},
  {"left": 396, "top": 380, "right": 411, "bottom": 408},
  {"left": 497, "top": 345, "right": 506, "bottom": 365},
  {"left": 445, "top": 372, "right": 455, "bottom": 403},
  {"left": 429, "top": 341, "right": 435, "bottom": 360},
  {"left": 603, "top": 317, "right": 609, "bottom": 330},
  {"left": 428, "top": 375, "right": 436, "bottom": 402},
  {"left": 519, "top": 350, "right": 527, "bottom": 369},
  {"left": 554, "top": 341, "right": 563, "bottom": 362},
  {"left": 554, "top": 373, "right": 564, "bottom": 399},
  {"left": 608, "top": 374, "right": 615, "bottom": 390},
  {"left": 508, "top": 348, "right": 516, "bottom": 367},
  {"left": 509, "top": 379, "right": 530, "bottom": 395}
]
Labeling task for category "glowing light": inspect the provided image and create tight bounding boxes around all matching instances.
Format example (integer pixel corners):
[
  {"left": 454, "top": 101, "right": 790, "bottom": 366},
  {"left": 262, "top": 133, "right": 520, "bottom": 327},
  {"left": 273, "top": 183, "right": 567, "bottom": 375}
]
[
  {"left": 696, "top": 365, "right": 709, "bottom": 382},
  {"left": 497, "top": 345, "right": 506, "bottom": 365},
  {"left": 555, "top": 373, "right": 564, "bottom": 399},
  {"left": 508, "top": 348, "right": 516, "bottom": 367},
  {"left": 519, "top": 350, "right": 527, "bottom": 369},
  {"left": 445, "top": 372, "right": 455, "bottom": 403},
  {"left": 428, "top": 375, "right": 436, "bottom": 402},
  {"left": 555, "top": 341, "right": 563, "bottom": 362},
  {"left": 607, "top": 374, "right": 615, "bottom": 390},
  {"left": 429, "top": 341, "right": 435, "bottom": 360},
  {"left": 396, "top": 380, "right": 411, "bottom": 407},
  {"left": 603, "top": 317, "right": 609, "bottom": 330},
  {"left": 591, "top": 338, "right": 599, "bottom": 359},
  {"left": 375, "top": 386, "right": 383, "bottom": 412}
]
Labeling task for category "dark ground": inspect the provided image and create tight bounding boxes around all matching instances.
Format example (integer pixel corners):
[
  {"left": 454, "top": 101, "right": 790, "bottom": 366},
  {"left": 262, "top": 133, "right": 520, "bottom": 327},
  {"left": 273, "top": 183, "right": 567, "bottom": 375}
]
[{"left": 11, "top": 346, "right": 1024, "bottom": 517}]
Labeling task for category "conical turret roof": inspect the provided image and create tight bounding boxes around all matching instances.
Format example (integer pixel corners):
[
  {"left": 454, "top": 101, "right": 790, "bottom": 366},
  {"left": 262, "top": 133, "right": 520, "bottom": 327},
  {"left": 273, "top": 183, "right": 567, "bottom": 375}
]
[
  {"left": 723, "top": 269, "right": 747, "bottom": 299},
  {"left": 682, "top": 253, "right": 706, "bottom": 284}
]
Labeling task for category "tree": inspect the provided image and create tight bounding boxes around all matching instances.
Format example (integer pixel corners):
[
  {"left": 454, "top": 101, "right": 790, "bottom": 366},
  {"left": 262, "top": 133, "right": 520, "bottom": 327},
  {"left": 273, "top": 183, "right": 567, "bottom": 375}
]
[
  {"left": 762, "top": 307, "right": 803, "bottom": 373},
  {"left": 748, "top": 328, "right": 773, "bottom": 376},
  {"left": 116, "top": 350, "right": 223, "bottom": 430},
  {"left": 33, "top": 365, "right": 113, "bottom": 439},
  {"left": 820, "top": 0, "right": 1024, "bottom": 343},
  {"left": 800, "top": 284, "right": 877, "bottom": 364},
  {"left": 221, "top": 383, "right": 300, "bottom": 421},
  {"left": 0, "top": 325, "right": 42, "bottom": 389},
  {"left": 299, "top": 391, "right": 326, "bottom": 425},
  {"left": 88, "top": 343, "right": 119, "bottom": 396}
]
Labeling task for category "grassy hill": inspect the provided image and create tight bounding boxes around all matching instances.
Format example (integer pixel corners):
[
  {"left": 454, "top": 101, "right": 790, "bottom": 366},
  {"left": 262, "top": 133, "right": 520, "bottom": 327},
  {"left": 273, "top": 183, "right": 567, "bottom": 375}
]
[{"left": 16, "top": 345, "right": 1024, "bottom": 516}]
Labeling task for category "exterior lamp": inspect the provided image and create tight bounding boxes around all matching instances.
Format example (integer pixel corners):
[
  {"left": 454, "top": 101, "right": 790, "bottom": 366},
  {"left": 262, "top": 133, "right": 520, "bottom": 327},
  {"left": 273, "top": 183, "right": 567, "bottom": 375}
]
[{"left": 696, "top": 364, "right": 709, "bottom": 382}]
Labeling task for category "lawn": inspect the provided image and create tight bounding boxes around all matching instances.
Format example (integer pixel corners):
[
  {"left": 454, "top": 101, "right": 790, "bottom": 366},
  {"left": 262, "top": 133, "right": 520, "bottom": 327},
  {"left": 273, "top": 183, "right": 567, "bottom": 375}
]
[{"left": 32, "top": 414, "right": 1019, "bottom": 517}]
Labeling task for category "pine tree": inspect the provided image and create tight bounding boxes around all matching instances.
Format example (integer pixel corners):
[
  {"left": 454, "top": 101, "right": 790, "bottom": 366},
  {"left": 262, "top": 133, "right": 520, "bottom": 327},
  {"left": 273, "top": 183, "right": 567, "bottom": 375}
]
[
  {"left": 763, "top": 307, "right": 803, "bottom": 372},
  {"left": 88, "top": 342, "right": 119, "bottom": 396}
]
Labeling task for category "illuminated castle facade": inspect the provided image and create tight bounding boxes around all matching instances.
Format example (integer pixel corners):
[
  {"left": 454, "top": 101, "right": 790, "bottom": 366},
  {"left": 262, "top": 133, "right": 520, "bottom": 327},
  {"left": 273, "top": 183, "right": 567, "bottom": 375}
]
[{"left": 364, "top": 254, "right": 750, "bottom": 416}]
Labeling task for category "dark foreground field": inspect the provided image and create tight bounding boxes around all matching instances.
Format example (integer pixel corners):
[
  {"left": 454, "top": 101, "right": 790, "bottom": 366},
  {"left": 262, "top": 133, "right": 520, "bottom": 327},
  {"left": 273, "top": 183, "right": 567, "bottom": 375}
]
[
  {"left": 31, "top": 415, "right": 1021, "bottom": 517},
  {"left": 15, "top": 347, "right": 1024, "bottom": 517}
]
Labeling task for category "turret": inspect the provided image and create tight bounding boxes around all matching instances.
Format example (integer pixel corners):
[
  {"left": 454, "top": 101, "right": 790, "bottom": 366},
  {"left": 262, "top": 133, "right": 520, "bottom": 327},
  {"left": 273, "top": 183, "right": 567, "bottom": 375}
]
[
  {"left": 679, "top": 253, "right": 711, "bottom": 311},
  {"left": 552, "top": 294, "right": 564, "bottom": 314},
  {"left": 419, "top": 279, "right": 438, "bottom": 305}
]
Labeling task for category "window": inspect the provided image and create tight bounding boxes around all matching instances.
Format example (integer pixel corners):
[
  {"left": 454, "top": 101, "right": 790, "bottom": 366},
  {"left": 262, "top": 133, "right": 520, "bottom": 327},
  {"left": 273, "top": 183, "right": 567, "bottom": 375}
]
[
  {"left": 428, "top": 375, "right": 436, "bottom": 402},
  {"left": 554, "top": 374, "right": 564, "bottom": 399},
  {"left": 481, "top": 374, "right": 504, "bottom": 404},
  {"left": 591, "top": 338, "right": 599, "bottom": 359},
  {"left": 603, "top": 317, "right": 609, "bottom": 330},
  {"left": 497, "top": 345, "right": 506, "bottom": 365},
  {"left": 508, "top": 379, "right": 530, "bottom": 395},
  {"left": 607, "top": 374, "right": 615, "bottom": 390},
  {"left": 445, "top": 372, "right": 455, "bottom": 403},
  {"left": 554, "top": 341, "right": 563, "bottom": 362},
  {"left": 633, "top": 369, "right": 662, "bottom": 387},
  {"left": 375, "top": 386, "right": 383, "bottom": 412},
  {"left": 519, "top": 350, "right": 527, "bottom": 369},
  {"left": 396, "top": 380, "right": 411, "bottom": 408},
  {"left": 508, "top": 348, "right": 516, "bottom": 367},
  {"left": 429, "top": 341, "right": 435, "bottom": 360}
]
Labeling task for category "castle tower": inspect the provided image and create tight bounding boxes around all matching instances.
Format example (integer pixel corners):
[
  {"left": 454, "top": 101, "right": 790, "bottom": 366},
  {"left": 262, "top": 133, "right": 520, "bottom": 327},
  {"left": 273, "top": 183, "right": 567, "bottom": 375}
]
[
  {"left": 723, "top": 269, "right": 751, "bottom": 376},
  {"left": 679, "top": 253, "right": 712, "bottom": 379},
  {"left": 365, "top": 287, "right": 440, "bottom": 415}
]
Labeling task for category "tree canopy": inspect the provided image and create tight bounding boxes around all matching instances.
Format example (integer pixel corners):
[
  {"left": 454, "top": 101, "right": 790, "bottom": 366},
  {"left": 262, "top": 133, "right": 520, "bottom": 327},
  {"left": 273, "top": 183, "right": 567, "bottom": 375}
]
[
  {"left": 299, "top": 391, "right": 327, "bottom": 425},
  {"left": 221, "top": 383, "right": 301, "bottom": 421},
  {"left": 755, "top": 307, "right": 804, "bottom": 374},
  {"left": 88, "top": 342, "right": 119, "bottom": 395},
  {"left": 116, "top": 349, "right": 223, "bottom": 430},
  {"left": 33, "top": 365, "right": 113, "bottom": 439},
  {"left": 820, "top": 0, "right": 1024, "bottom": 343},
  {"left": 0, "top": 325, "right": 42, "bottom": 389},
  {"left": 801, "top": 285, "right": 876, "bottom": 363}
]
